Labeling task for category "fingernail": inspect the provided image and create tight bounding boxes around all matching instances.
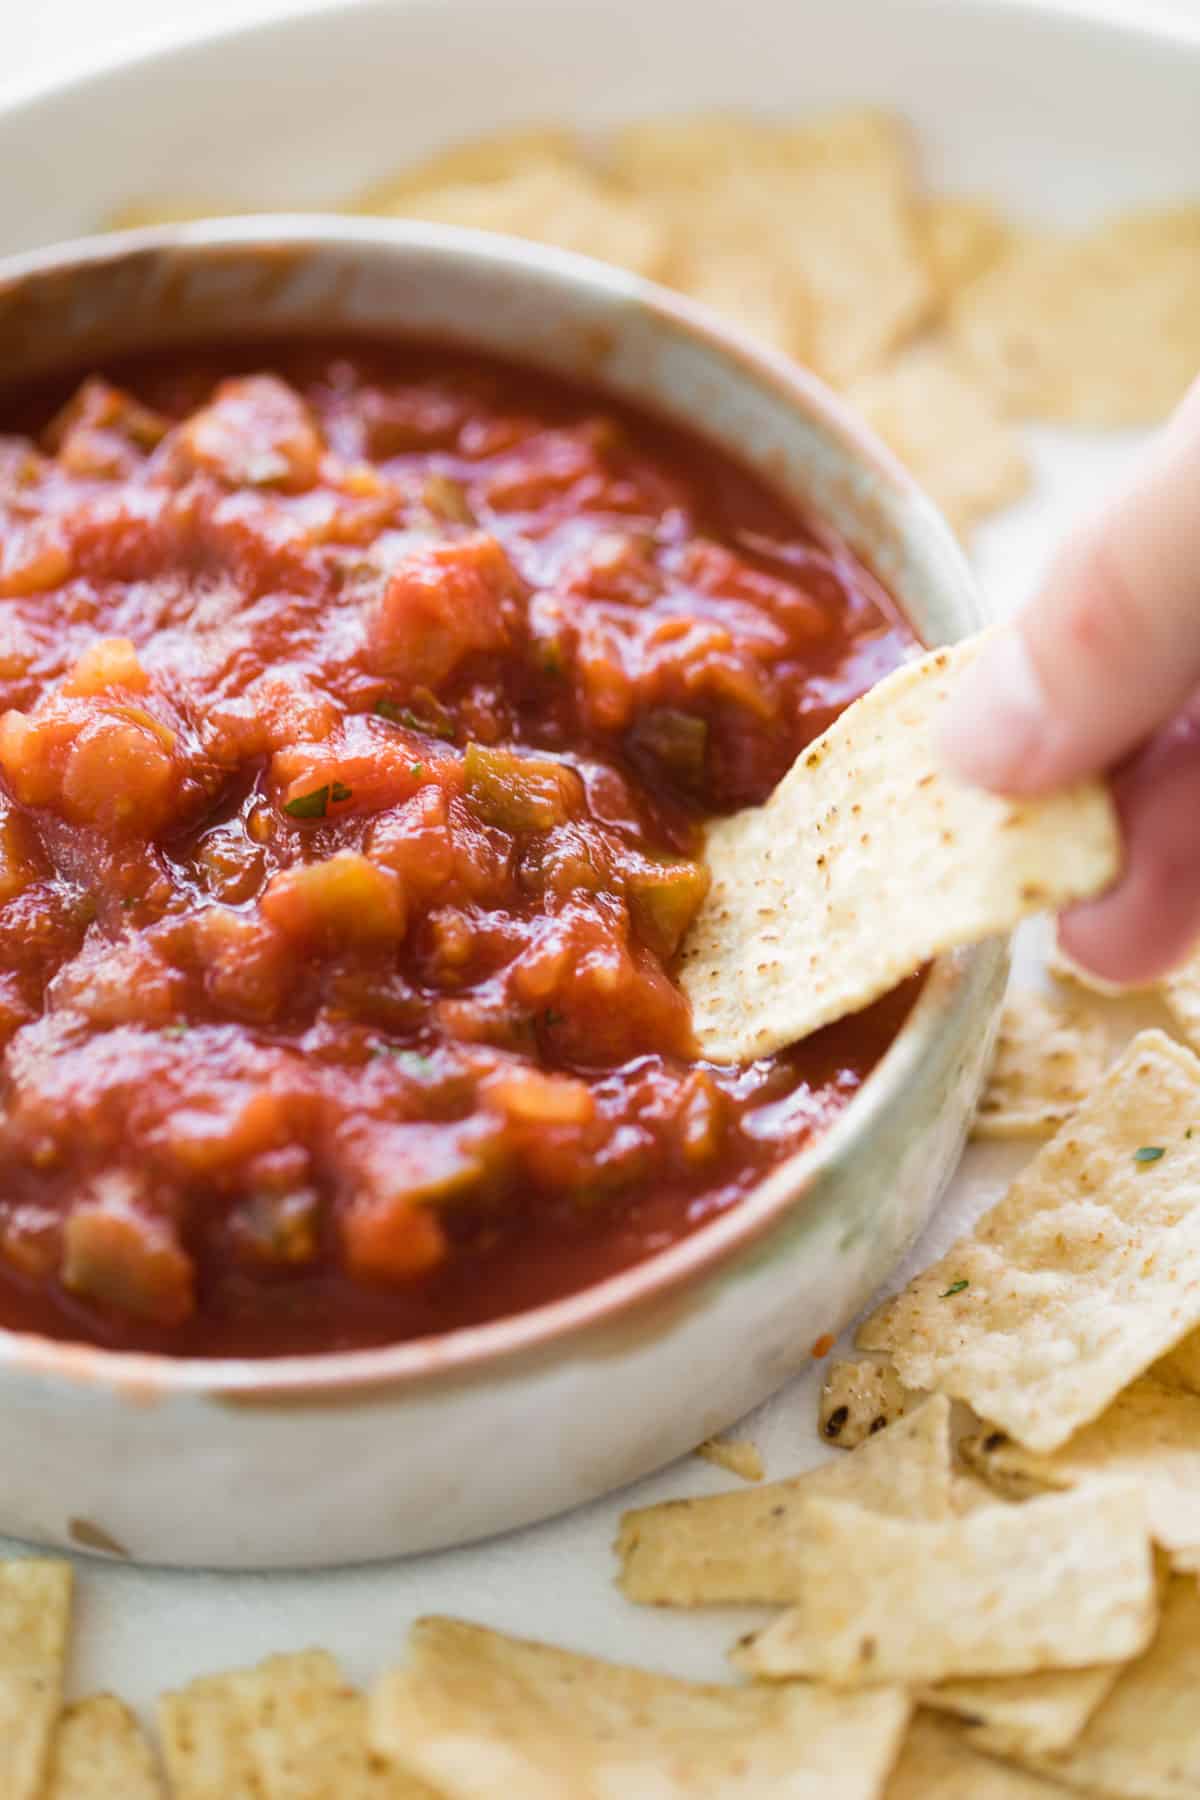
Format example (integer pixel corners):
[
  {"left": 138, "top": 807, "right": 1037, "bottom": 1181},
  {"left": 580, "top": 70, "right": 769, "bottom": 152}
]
[{"left": 937, "top": 629, "right": 1051, "bottom": 790}]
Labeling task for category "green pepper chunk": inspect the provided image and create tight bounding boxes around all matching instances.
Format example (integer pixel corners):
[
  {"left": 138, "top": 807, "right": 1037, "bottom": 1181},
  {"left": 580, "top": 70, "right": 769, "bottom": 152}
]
[
  {"left": 625, "top": 708, "right": 708, "bottom": 793},
  {"left": 463, "top": 743, "right": 576, "bottom": 833},
  {"left": 625, "top": 854, "right": 710, "bottom": 959}
]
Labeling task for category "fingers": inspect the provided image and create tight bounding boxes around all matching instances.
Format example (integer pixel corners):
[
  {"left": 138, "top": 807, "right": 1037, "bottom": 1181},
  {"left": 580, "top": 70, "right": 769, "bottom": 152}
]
[
  {"left": 1059, "top": 706, "right": 1200, "bottom": 985},
  {"left": 940, "top": 373, "right": 1200, "bottom": 795}
]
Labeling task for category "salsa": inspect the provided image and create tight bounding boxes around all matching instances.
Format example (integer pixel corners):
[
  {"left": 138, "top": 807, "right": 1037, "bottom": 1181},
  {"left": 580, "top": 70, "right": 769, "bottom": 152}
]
[{"left": 0, "top": 341, "right": 916, "bottom": 1356}]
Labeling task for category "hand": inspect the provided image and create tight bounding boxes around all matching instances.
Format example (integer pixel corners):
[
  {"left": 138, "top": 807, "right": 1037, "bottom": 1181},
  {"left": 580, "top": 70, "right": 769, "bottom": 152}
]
[{"left": 939, "top": 376, "right": 1200, "bottom": 987}]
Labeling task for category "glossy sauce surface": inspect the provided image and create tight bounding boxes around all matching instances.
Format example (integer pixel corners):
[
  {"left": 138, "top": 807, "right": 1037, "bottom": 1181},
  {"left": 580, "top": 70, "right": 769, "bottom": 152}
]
[{"left": 0, "top": 342, "right": 916, "bottom": 1355}]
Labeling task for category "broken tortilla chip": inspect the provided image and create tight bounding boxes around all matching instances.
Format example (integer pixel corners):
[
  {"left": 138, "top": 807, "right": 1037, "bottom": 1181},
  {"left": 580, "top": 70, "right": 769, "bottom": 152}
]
[
  {"left": 859, "top": 1030, "right": 1200, "bottom": 1453},
  {"left": 617, "top": 1393, "right": 951, "bottom": 1606},
  {"left": 1019, "top": 1576, "right": 1200, "bottom": 1798},
  {"left": 679, "top": 637, "right": 1120, "bottom": 1063},
  {"left": 883, "top": 1712, "right": 1080, "bottom": 1799},
  {"left": 695, "top": 1437, "right": 764, "bottom": 1482},
  {"left": 734, "top": 1484, "right": 1154, "bottom": 1687},
  {"left": 160, "top": 1649, "right": 429, "bottom": 1799},
  {"left": 43, "top": 1695, "right": 163, "bottom": 1800},
  {"left": 920, "top": 195, "right": 1013, "bottom": 298},
  {"left": 847, "top": 341, "right": 1030, "bottom": 535},
  {"left": 972, "top": 990, "right": 1110, "bottom": 1139},
  {"left": 370, "top": 1616, "right": 911, "bottom": 1800},
  {"left": 951, "top": 207, "right": 1200, "bottom": 425},
  {"left": 960, "top": 1377, "right": 1200, "bottom": 1568},
  {"left": 0, "top": 1559, "right": 72, "bottom": 1800},
  {"left": 919, "top": 1665, "right": 1123, "bottom": 1759},
  {"left": 819, "top": 1358, "right": 918, "bottom": 1449}
]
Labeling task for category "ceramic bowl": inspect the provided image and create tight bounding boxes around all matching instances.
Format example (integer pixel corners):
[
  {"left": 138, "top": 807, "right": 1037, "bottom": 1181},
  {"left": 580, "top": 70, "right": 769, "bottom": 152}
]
[{"left": 0, "top": 219, "right": 1005, "bottom": 1568}]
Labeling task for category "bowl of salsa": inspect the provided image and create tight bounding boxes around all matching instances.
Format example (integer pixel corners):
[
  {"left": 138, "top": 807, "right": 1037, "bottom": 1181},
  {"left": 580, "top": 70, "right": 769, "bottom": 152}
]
[{"left": 0, "top": 219, "right": 1003, "bottom": 1566}]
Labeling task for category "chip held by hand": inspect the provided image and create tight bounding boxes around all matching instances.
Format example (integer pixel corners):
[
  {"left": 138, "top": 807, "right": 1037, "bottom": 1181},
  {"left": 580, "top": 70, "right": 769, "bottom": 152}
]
[{"left": 679, "top": 636, "right": 1121, "bottom": 1062}]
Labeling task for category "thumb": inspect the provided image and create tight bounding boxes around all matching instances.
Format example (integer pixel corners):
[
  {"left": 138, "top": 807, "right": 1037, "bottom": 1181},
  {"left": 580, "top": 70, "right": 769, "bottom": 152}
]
[{"left": 940, "top": 375, "right": 1200, "bottom": 795}]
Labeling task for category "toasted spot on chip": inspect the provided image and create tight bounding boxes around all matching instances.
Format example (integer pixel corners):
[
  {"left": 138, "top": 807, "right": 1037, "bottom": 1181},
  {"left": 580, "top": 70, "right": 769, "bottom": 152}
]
[
  {"left": 680, "top": 638, "right": 1119, "bottom": 1063},
  {"left": 43, "top": 1695, "right": 162, "bottom": 1799},
  {"left": 369, "top": 1616, "right": 911, "bottom": 1799},
  {"left": 734, "top": 1485, "right": 1154, "bottom": 1687},
  {"left": 0, "top": 1559, "right": 72, "bottom": 1800},
  {"left": 951, "top": 208, "right": 1200, "bottom": 425},
  {"left": 961, "top": 1376, "right": 1200, "bottom": 1570},
  {"left": 1018, "top": 1576, "right": 1200, "bottom": 1797},
  {"left": 973, "top": 990, "right": 1110, "bottom": 1139},
  {"left": 847, "top": 341, "right": 1030, "bottom": 536},
  {"left": 819, "top": 1359, "right": 919, "bottom": 1448},
  {"left": 859, "top": 1030, "right": 1200, "bottom": 1453},
  {"left": 617, "top": 1395, "right": 952, "bottom": 1607},
  {"left": 695, "top": 1436, "right": 764, "bottom": 1481}
]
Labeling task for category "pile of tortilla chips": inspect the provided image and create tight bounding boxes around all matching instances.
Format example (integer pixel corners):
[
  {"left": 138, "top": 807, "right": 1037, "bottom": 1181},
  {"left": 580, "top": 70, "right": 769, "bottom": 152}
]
[{"left": 111, "top": 107, "right": 1200, "bottom": 543}]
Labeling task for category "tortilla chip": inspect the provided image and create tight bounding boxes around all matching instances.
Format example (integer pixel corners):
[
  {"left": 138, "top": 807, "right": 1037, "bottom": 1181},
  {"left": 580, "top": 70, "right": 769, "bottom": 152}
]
[
  {"left": 951, "top": 1473, "right": 1007, "bottom": 1515},
  {"left": 735, "top": 1485, "right": 1154, "bottom": 1686},
  {"left": 1152, "top": 1325, "right": 1200, "bottom": 1395},
  {"left": 883, "top": 1713, "right": 1079, "bottom": 1799},
  {"left": 0, "top": 1559, "right": 72, "bottom": 1800},
  {"left": 43, "top": 1695, "right": 163, "bottom": 1799},
  {"left": 972, "top": 991, "right": 1109, "bottom": 1139},
  {"left": 859, "top": 1031, "right": 1200, "bottom": 1453},
  {"left": 370, "top": 1617, "right": 911, "bottom": 1799},
  {"left": 920, "top": 1665, "right": 1124, "bottom": 1759},
  {"left": 674, "top": 245, "right": 809, "bottom": 360},
  {"left": 960, "top": 1377, "right": 1200, "bottom": 1567},
  {"left": 819, "top": 1359, "right": 919, "bottom": 1449},
  {"left": 161, "top": 1649, "right": 428, "bottom": 1799},
  {"left": 617, "top": 1393, "right": 952, "bottom": 1606},
  {"left": 846, "top": 341, "right": 1030, "bottom": 534},
  {"left": 1160, "top": 946, "right": 1200, "bottom": 1054},
  {"left": 680, "top": 638, "right": 1120, "bottom": 1063},
  {"left": 376, "top": 164, "right": 671, "bottom": 281},
  {"left": 921, "top": 196, "right": 1013, "bottom": 297},
  {"left": 695, "top": 1437, "right": 764, "bottom": 1482},
  {"left": 358, "top": 127, "right": 583, "bottom": 208},
  {"left": 951, "top": 207, "right": 1200, "bottom": 425},
  {"left": 1019, "top": 1576, "right": 1200, "bottom": 1797},
  {"left": 615, "top": 109, "right": 932, "bottom": 385}
]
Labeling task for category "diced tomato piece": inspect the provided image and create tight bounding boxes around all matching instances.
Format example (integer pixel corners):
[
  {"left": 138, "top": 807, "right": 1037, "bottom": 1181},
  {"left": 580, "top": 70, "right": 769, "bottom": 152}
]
[
  {"left": 165, "top": 374, "right": 325, "bottom": 493},
  {"left": 368, "top": 535, "right": 522, "bottom": 689},
  {"left": 260, "top": 851, "right": 406, "bottom": 950}
]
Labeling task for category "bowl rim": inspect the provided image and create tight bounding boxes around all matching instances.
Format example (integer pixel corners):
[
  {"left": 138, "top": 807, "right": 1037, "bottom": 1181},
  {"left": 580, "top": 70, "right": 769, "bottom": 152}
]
[{"left": 0, "top": 215, "right": 987, "bottom": 1400}]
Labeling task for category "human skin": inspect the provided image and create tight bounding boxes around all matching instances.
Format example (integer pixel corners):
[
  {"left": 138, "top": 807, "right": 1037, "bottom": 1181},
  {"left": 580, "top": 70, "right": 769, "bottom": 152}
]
[{"left": 939, "top": 376, "right": 1200, "bottom": 985}]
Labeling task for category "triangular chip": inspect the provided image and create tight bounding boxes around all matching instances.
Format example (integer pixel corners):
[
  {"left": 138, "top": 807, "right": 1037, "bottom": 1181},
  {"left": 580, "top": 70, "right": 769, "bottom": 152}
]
[
  {"left": 972, "top": 991, "right": 1110, "bottom": 1139},
  {"left": 920, "top": 1665, "right": 1123, "bottom": 1759},
  {"left": 617, "top": 1394, "right": 951, "bottom": 1606},
  {"left": 734, "top": 1485, "right": 1154, "bottom": 1686},
  {"left": 679, "top": 639, "right": 1119, "bottom": 1062},
  {"left": 695, "top": 1437, "right": 764, "bottom": 1482},
  {"left": 43, "top": 1695, "right": 162, "bottom": 1799},
  {"left": 160, "top": 1649, "right": 430, "bottom": 1799},
  {"left": 859, "top": 1031, "right": 1200, "bottom": 1452},
  {"left": 1019, "top": 1576, "right": 1200, "bottom": 1798},
  {"left": 0, "top": 1558, "right": 72, "bottom": 1800},
  {"left": 920, "top": 195, "right": 1012, "bottom": 298},
  {"left": 883, "top": 1713, "right": 1077, "bottom": 1799},
  {"left": 846, "top": 342, "right": 1029, "bottom": 536},
  {"left": 1160, "top": 947, "right": 1200, "bottom": 1055},
  {"left": 960, "top": 1377, "right": 1200, "bottom": 1569},
  {"left": 369, "top": 1617, "right": 911, "bottom": 1799}
]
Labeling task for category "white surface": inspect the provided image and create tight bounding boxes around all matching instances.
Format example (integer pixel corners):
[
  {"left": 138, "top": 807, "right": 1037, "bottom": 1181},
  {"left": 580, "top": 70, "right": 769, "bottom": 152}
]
[{"left": 0, "top": 0, "right": 1195, "bottom": 1725}]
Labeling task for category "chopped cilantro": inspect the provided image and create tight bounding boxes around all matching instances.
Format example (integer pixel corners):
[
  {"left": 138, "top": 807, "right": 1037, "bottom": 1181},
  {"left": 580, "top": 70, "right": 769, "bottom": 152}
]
[
  {"left": 330, "top": 780, "right": 353, "bottom": 804},
  {"left": 284, "top": 784, "right": 330, "bottom": 820},
  {"left": 410, "top": 762, "right": 425, "bottom": 777},
  {"left": 541, "top": 1007, "right": 566, "bottom": 1029},
  {"left": 374, "top": 698, "right": 404, "bottom": 723},
  {"left": 120, "top": 896, "right": 138, "bottom": 911},
  {"left": 372, "top": 1044, "right": 434, "bottom": 1077},
  {"left": 162, "top": 1023, "right": 188, "bottom": 1040},
  {"left": 940, "top": 1278, "right": 969, "bottom": 1298},
  {"left": 1134, "top": 1145, "right": 1166, "bottom": 1164}
]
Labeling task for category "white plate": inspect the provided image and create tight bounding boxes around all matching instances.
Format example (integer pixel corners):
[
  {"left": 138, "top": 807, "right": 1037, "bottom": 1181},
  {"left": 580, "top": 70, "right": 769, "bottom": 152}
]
[{"left": 0, "top": 0, "right": 1196, "bottom": 1720}]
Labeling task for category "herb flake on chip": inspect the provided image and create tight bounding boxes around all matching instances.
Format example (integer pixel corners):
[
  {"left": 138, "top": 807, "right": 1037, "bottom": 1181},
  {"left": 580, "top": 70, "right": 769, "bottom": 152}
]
[
  {"left": 284, "top": 784, "right": 330, "bottom": 820},
  {"left": 1134, "top": 1145, "right": 1165, "bottom": 1164},
  {"left": 941, "top": 1279, "right": 969, "bottom": 1298}
]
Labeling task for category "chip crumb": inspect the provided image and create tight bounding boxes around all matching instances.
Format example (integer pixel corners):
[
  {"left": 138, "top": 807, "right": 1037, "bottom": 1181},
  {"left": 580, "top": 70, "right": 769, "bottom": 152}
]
[
  {"left": 695, "top": 1436, "right": 764, "bottom": 1481},
  {"left": 973, "top": 990, "right": 1110, "bottom": 1139},
  {"left": 819, "top": 1358, "right": 918, "bottom": 1448}
]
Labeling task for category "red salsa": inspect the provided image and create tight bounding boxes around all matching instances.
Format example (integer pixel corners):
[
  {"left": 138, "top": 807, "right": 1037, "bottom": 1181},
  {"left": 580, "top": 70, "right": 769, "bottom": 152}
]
[{"left": 0, "top": 342, "right": 916, "bottom": 1356}]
